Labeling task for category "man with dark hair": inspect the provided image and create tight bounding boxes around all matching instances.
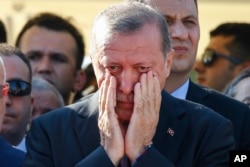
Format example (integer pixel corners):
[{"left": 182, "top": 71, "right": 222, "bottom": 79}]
[
  {"left": 195, "top": 22, "right": 250, "bottom": 92},
  {"left": 0, "top": 19, "right": 7, "bottom": 42},
  {"left": 0, "top": 54, "right": 25, "bottom": 167},
  {"left": 15, "top": 12, "right": 86, "bottom": 105},
  {"left": 0, "top": 43, "right": 34, "bottom": 152},
  {"left": 135, "top": 0, "right": 250, "bottom": 150},
  {"left": 24, "top": 2, "right": 233, "bottom": 167}
]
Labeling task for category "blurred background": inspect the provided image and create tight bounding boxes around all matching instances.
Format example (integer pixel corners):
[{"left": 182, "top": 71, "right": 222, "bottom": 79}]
[{"left": 0, "top": 0, "right": 250, "bottom": 67}]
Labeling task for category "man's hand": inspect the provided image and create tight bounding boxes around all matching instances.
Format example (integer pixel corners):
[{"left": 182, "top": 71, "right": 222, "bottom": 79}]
[
  {"left": 98, "top": 74, "right": 124, "bottom": 165},
  {"left": 125, "top": 71, "right": 162, "bottom": 162}
]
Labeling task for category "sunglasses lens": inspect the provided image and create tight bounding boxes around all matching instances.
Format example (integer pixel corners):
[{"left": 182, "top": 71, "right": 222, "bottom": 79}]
[
  {"left": 8, "top": 80, "right": 31, "bottom": 96},
  {"left": 202, "top": 50, "right": 215, "bottom": 66}
]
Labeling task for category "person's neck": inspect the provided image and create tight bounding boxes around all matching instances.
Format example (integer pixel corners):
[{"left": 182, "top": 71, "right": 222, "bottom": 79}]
[{"left": 164, "top": 71, "right": 190, "bottom": 94}]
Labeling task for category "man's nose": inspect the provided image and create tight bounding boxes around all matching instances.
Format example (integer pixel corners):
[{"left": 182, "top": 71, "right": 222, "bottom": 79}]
[
  {"left": 170, "top": 22, "right": 188, "bottom": 41},
  {"left": 118, "top": 70, "right": 139, "bottom": 95},
  {"left": 36, "top": 56, "right": 53, "bottom": 74},
  {"left": 194, "top": 59, "right": 205, "bottom": 74}
]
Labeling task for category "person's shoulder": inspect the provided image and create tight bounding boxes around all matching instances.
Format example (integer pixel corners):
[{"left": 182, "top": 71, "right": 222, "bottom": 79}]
[
  {"left": 34, "top": 92, "right": 98, "bottom": 124},
  {"left": 190, "top": 81, "right": 249, "bottom": 110},
  {"left": 163, "top": 90, "right": 228, "bottom": 123},
  {"left": 182, "top": 97, "right": 226, "bottom": 119},
  {"left": 0, "top": 136, "right": 25, "bottom": 166}
]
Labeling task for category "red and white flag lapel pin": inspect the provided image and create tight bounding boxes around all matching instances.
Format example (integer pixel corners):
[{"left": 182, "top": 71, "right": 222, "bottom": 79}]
[{"left": 167, "top": 127, "right": 175, "bottom": 136}]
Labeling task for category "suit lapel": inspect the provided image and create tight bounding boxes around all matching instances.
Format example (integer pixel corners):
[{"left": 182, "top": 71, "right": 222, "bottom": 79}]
[
  {"left": 153, "top": 91, "right": 189, "bottom": 163},
  {"left": 186, "top": 81, "right": 209, "bottom": 102},
  {"left": 73, "top": 92, "right": 101, "bottom": 157}
]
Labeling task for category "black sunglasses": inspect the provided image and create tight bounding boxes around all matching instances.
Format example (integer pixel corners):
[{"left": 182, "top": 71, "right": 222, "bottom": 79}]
[
  {"left": 7, "top": 79, "right": 31, "bottom": 96},
  {"left": 202, "top": 49, "right": 242, "bottom": 66}
]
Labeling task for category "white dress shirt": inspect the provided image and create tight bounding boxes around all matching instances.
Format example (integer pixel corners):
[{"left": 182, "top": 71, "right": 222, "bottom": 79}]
[
  {"left": 15, "top": 137, "right": 26, "bottom": 152},
  {"left": 170, "top": 79, "right": 189, "bottom": 100}
]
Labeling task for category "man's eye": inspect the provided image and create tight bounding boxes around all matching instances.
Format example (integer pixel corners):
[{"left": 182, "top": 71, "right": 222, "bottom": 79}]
[
  {"left": 165, "top": 18, "right": 173, "bottom": 26},
  {"left": 183, "top": 20, "right": 197, "bottom": 28},
  {"left": 138, "top": 66, "right": 150, "bottom": 72},
  {"left": 27, "top": 53, "right": 42, "bottom": 61},
  {"left": 51, "top": 55, "right": 67, "bottom": 63},
  {"left": 108, "top": 66, "right": 119, "bottom": 72}
]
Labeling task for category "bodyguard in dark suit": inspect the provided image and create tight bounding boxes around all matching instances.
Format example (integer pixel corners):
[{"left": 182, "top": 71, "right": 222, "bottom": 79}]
[
  {"left": 24, "top": 2, "right": 234, "bottom": 167},
  {"left": 187, "top": 81, "right": 250, "bottom": 150},
  {"left": 140, "top": 0, "right": 250, "bottom": 151}
]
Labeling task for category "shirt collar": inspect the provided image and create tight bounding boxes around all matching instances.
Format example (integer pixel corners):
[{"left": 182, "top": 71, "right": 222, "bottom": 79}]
[{"left": 171, "top": 80, "right": 189, "bottom": 100}]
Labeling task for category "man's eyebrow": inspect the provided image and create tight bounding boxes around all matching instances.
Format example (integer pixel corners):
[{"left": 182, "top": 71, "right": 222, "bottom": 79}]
[
  {"left": 164, "top": 14, "right": 198, "bottom": 19},
  {"left": 26, "top": 50, "right": 66, "bottom": 57}
]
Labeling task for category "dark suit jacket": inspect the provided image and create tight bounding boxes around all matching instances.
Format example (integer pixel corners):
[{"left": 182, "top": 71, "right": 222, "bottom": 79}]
[
  {"left": 187, "top": 81, "right": 250, "bottom": 150},
  {"left": 23, "top": 91, "right": 234, "bottom": 167},
  {"left": 0, "top": 135, "right": 25, "bottom": 167}
]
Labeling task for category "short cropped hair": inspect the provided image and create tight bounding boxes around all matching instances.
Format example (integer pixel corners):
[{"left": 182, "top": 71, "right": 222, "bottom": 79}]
[
  {"left": 0, "top": 43, "right": 32, "bottom": 82},
  {"left": 89, "top": 1, "right": 171, "bottom": 58},
  {"left": 210, "top": 23, "right": 250, "bottom": 62},
  {"left": 128, "top": 0, "right": 197, "bottom": 8}
]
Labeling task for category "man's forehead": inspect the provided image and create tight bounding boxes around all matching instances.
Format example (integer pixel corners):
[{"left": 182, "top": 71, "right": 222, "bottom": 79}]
[{"left": 146, "top": 0, "right": 197, "bottom": 15}]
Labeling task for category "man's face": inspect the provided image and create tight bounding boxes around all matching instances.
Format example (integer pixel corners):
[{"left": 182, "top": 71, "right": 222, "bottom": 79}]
[
  {"left": 18, "top": 26, "right": 78, "bottom": 103},
  {"left": 91, "top": 23, "right": 172, "bottom": 120},
  {"left": 31, "top": 89, "right": 62, "bottom": 120},
  {"left": 1, "top": 56, "right": 33, "bottom": 143},
  {"left": 194, "top": 36, "right": 238, "bottom": 92},
  {"left": 147, "top": 0, "right": 200, "bottom": 74}
]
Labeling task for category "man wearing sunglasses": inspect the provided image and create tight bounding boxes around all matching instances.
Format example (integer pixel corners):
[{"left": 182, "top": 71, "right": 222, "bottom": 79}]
[
  {"left": 137, "top": 0, "right": 250, "bottom": 150},
  {"left": 0, "top": 43, "right": 34, "bottom": 152},
  {"left": 0, "top": 56, "right": 25, "bottom": 166},
  {"left": 195, "top": 22, "right": 250, "bottom": 92}
]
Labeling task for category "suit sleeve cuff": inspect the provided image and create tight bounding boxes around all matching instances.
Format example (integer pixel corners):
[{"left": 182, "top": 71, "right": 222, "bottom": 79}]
[{"left": 75, "top": 146, "right": 114, "bottom": 167}]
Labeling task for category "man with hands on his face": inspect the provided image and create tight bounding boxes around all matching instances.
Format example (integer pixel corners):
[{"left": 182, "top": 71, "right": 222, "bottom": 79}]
[
  {"left": 23, "top": 2, "right": 234, "bottom": 167},
  {"left": 99, "top": 71, "right": 161, "bottom": 164}
]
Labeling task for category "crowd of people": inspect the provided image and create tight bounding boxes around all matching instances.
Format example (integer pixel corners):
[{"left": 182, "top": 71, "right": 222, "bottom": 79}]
[{"left": 0, "top": 0, "right": 250, "bottom": 166}]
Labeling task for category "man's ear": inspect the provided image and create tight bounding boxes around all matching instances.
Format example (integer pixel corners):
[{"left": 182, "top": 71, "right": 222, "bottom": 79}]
[
  {"left": 164, "top": 49, "right": 174, "bottom": 77},
  {"left": 73, "top": 69, "right": 86, "bottom": 92},
  {"left": 233, "top": 61, "right": 250, "bottom": 77}
]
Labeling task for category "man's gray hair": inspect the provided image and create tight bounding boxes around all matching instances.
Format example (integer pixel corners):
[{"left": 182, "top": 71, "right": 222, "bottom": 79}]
[
  {"left": 89, "top": 1, "right": 171, "bottom": 58},
  {"left": 32, "top": 76, "right": 64, "bottom": 107}
]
